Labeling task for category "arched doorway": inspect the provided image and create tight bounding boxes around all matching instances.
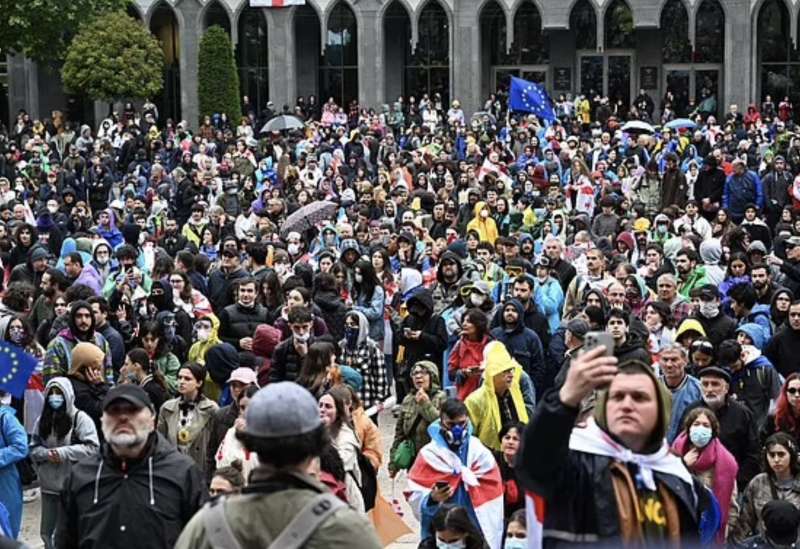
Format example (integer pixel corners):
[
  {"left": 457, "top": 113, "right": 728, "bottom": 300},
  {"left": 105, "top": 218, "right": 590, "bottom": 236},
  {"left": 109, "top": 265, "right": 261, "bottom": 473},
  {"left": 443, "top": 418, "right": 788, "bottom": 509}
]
[
  {"left": 383, "top": 2, "right": 412, "bottom": 102},
  {"left": 661, "top": 0, "right": 692, "bottom": 115},
  {"left": 204, "top": 1, "right": 231, "bottom": 34},
  {"left": 480, "top": 1, "right": 549, "bottom": 97},
  {"left": 150, "top": 3, "right": 181, "bottom": 122},
  {"left": 294, "top": 6, "right": 321, "bottom": 105},
  {"left": 321, "top": 1, "right": 358, "bottom": 107},
  {"left": 237, "top": 8, "right": 269, "bottom": 116},
  {"left": 407, "top": 1, "right": 450, "bottom": 103},
  {"left": 758, "top": 0, "right": 798, "bottom": 114}
]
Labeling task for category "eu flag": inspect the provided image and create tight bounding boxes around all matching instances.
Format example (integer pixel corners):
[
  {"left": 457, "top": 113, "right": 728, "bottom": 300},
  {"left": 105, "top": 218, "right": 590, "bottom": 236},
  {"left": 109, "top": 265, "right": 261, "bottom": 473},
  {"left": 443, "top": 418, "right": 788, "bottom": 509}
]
[
  {"left": 509, "top": 76, "right": 556, "bottom": 123},
  {"left": 0, "top": 342, "right": 38, "bottom": 398}
]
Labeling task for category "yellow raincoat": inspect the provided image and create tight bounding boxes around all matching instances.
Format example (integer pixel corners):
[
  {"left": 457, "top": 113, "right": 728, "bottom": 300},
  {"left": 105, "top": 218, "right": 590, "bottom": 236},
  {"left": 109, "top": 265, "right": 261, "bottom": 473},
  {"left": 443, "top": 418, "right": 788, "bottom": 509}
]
[
  {"left": 465, "top": 201, "right": 499, "bottom": 244},
  {"left": 186, "top": 314, "right": 224, "bottom": 401},
  {"left": 465, "top": 342, "right": 529, "bottom": 451}
]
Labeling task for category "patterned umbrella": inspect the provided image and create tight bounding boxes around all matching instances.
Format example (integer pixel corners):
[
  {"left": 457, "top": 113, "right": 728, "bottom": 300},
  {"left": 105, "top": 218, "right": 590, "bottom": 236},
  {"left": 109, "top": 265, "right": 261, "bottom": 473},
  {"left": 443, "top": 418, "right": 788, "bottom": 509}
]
[{"left": 280, "top": 200, "right": 339, "bottom": 237}]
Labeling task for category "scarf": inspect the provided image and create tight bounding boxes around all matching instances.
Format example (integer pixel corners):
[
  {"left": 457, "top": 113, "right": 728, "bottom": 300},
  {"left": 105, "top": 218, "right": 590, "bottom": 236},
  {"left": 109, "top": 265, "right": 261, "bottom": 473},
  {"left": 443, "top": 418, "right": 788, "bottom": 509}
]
[
  {"left": 671, "top": 433, "right": 737, "bottom": 542},
  {"left": 569, "top": 418, "right": 695, "bottom": 495}
]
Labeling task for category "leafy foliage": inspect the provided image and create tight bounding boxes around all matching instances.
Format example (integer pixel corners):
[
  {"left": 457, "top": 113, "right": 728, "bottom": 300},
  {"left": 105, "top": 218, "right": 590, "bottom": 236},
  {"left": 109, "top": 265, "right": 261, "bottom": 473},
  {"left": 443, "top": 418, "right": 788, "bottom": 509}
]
[
  {"left": 198, "top": 26, "right": 242, "bottom": 122},
  {"left": 0, "top": 0, "right": 128, "bottom": 62},
  {"left": 61, "top": 11, "right": 164, "bottom": 102}
]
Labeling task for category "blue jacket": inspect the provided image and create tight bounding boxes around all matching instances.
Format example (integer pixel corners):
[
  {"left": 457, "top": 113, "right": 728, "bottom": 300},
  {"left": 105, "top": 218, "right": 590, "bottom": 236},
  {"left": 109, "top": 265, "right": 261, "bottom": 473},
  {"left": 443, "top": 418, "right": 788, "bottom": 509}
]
[
  {"left": 722, "top": 170, "right": 764, "bottom": 217},
  {"left": 0, "top": 407, "right": 28, "bottom": 539},
  {"left": 738, "top": 307, "right": 773, "bottom": 341},
  {"left": 535, "top": 277, "right": 565, "bottom": 334},
  {"left": 664, "top": 374, "right": 703, "bottom": 443},
  {"left": 353, "top": 285, "right": 385, "bottom": 343},
  {"left": 490, "top": 299, "right": 546, "bottom": 393}
]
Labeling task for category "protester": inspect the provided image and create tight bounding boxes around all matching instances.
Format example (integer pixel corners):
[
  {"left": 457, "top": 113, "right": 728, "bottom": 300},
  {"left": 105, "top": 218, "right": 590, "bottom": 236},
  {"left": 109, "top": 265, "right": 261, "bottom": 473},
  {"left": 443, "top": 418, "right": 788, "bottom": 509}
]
[
  {"left": 418, "top": 503, "right": 490, "bottom": 549},
  {"left": 518, "top": 347, "right": 718, "bottom": 544},
  {"left": 56, "top": 385, "right": 206, "bottom": 548},
  {"left": 0, "top": 391, "right": 28, "bottom": 540},
  {"left": 30, "top": 378, "right": 99, "bottom": 548},
  {"left": 175, "top": 382, "right": 381, "bottom": 548}
]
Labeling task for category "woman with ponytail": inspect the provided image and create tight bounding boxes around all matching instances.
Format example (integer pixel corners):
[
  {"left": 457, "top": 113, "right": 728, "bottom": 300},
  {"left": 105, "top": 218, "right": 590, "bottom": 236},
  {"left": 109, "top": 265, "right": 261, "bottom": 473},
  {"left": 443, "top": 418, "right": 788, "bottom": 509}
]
[{"left": 121, "top": 348, "right": 169, "bottom": 415}]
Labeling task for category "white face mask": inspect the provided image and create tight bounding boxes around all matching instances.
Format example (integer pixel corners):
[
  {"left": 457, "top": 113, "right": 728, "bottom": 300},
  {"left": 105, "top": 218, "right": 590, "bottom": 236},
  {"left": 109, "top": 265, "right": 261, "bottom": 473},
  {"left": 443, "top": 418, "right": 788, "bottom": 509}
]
[
  {"left": 470, "top": 293, "right": 484, "bottom": 307},
  {"left": 504, "top": 538, "right": 528, "bottom": 549},
  {"left": 288, "top": 243, "right": 300, "bottom": 256},
  {"left": 436, "top": 538, "right": 466, "bottom": 549},
  {"left": 47, "top": 205, "right": 58, "bottom": 214},
  {"left": 354, "top": 273, "right": 363, "bottom": 284},
  {"left": 195, "top": 328, "right": 211, "bottom": 342},
  {"left": 699, "top": 302, "right": 719, "bottom": 318}
]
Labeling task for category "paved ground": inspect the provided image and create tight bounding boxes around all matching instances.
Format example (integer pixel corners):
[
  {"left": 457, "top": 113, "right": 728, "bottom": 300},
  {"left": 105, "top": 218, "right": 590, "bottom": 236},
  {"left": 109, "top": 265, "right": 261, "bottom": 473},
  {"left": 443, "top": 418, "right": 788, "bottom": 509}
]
[{"left": 19, "top": 407, "right": 420, "bottom": 548}]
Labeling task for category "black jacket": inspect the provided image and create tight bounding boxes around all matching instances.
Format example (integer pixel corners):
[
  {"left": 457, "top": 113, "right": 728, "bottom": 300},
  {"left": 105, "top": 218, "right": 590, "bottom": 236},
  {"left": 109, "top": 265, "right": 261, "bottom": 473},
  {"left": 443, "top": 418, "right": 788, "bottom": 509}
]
[
  {"left": 694, "top": 165, "right": 726, "bottom": 205},
  {"left": 692, "top": 312, "right": 737, "bottom": 347},
  {"left": 207, "top": 267, "right": 249, "bottom": 313},
  {"left": 764, "top": 324, "right": 800, "bottom": 378},
  {"left": 56, "top": 432, "right": 206, "bottom": 549},
  {"left": 396, "top": 289, "right": 447, "bottom": 374},
  {"left": 614, "top": 334, "right": 651, "bottom": 364},
  {"left": 313, "top": 290, "right": 348, "bottom": 342},
  {"left": 269, "top": 336, "right": 311, "bottom": 383},
  {"left": 218, "top": 303, "right": 268, "bottom": 350},
  {"left": 205, "top": 402, "right": 239, "bottom": 481},
  {"left": 550, "top": 257, "right": 577, "bottom": 293},
  {"left": 518, "top": 390, "right": 714, "bottom": 545},
  {"left": 68, "top": 376, "right": 108, "bottom": 441}
]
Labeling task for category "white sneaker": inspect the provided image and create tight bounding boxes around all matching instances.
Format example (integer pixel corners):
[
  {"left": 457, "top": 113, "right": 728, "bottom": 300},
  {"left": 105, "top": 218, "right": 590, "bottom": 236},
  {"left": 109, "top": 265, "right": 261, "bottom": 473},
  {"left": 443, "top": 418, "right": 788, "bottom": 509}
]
[{"left": 23, "top": 487, "right": 39, "bottom": 503}]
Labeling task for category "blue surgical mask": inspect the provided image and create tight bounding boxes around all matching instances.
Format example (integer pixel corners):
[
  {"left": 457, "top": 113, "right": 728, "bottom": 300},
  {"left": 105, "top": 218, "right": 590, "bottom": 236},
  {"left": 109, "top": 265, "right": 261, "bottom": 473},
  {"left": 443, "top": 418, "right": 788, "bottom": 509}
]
[
  {"left": 689, "top": 425, "right": 713, "bottom": 448},
  {"left": 48, "top": 394, "right": 65, "bottom": 410},
  {"left": 504, "top": 538, "right": 528, "bottom": 549}
]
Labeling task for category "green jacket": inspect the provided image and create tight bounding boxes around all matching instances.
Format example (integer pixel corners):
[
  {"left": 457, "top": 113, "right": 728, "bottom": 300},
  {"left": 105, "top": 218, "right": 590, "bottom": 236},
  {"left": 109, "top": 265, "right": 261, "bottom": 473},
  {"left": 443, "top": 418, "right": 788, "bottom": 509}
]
[
  {"left": 174, "top": 470, "right": 381, "bottom": 549},
  {"left": 678, "top": 265, "right": 709, "bottom": 298},
  {"left": 388, "top": 360, "right": 447, "bottom": 474}
]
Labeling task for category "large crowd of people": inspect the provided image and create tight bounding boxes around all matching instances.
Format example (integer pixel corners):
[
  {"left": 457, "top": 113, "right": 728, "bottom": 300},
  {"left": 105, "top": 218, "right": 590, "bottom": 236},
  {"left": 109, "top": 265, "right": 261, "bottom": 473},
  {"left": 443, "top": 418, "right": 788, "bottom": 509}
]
[{"left": 0, "top": 88, "right": 799, "bottom": 547}]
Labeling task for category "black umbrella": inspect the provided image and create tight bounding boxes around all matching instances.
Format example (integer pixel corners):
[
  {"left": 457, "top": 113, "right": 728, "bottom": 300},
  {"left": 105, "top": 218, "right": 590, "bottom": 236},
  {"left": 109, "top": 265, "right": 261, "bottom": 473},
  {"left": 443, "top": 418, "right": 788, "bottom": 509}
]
[
  {"left": 260, "top": 114, "right": 305, "bottom": 134},
  {"left": 280, "top": 200, "right": 339, "bottom": 237}
]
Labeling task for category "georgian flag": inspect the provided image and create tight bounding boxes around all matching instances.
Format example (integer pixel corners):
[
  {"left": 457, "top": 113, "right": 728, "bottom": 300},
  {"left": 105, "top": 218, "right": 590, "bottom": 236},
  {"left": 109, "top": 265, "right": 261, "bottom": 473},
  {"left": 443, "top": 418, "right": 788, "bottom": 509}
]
[
  {"left": 405, "top": 440, "right": 505, "bottom": 549},
  {"left": 478, "top": 156, "right": 513, "bottom": 188}
]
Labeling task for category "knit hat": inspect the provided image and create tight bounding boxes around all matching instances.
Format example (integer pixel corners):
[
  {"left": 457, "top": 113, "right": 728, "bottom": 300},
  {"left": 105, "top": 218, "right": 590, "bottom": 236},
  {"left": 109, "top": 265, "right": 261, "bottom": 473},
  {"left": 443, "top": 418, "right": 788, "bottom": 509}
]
[{"left": 70, "top": 342, "right": 105, "bottom": 372}]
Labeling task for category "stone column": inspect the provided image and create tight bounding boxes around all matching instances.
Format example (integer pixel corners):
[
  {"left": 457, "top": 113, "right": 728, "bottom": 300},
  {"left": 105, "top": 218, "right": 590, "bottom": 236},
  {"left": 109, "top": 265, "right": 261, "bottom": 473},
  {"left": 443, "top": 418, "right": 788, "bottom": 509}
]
[
  {"left": 726, "top": 0, "right": 750, "bottom": 112},
  {"left": 451, "top": 2, "right": 481, "bottom": 114},
  {"left": 7, "top": 55, "right": 39, "bottom": 121},
  {"left": 176, "top": 0, "right": 201, "bottom": 129},
  {"left": 265, "top": 8, "right": 296, "bottom": 108},
  {"left": 356, "top": 1, "right": 382, "bottom": 107}
]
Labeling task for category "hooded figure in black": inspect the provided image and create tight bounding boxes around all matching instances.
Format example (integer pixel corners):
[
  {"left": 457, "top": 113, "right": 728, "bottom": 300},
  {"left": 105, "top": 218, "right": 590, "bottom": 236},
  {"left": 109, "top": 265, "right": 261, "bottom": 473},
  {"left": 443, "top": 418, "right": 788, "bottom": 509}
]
[
  {"left": 396, "top": 288, "right": 447, "bottom": 402},
  {"left": 146, "top": 281, "right": 193, "bottom": 346},
  {"left": 694, "top": 154, "right": 726, "bottom": 219},
  {"left": 490, "top": 298, "right": 546, "bottom": 392},
  {"left": 8, "top": 223, "right": 38, "bottom": 269}
]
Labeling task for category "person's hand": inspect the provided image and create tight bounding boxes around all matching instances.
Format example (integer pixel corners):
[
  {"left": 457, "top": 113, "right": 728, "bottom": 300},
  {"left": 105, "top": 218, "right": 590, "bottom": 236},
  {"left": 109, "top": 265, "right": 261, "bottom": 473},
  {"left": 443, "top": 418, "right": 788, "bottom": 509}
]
[
  {"left": 48, "top": 449, "right": 62, "bottom": 464},
  {"left": 234, "top": 416, "right": 246, "bottom": 431},
  {"left": 415, "top": 389, "right": 429, "bottom": 404},
  {"left": 85, "top": 367, "right": 104, "bottom": 385},
  {"left": 559, "top": 345, "right": 619, "bottom": 408},
  {"left": 239, "top": 337, "right": 253, "bottom": 351},
  {"left": 768, "top": 254, "right": 784, "bottom": 266},
  {"left": 430, "top": 483, "right": 453, "bottom": 503},
  {"left": 683, "top": 447, "right": 700, "bottom": 468}
]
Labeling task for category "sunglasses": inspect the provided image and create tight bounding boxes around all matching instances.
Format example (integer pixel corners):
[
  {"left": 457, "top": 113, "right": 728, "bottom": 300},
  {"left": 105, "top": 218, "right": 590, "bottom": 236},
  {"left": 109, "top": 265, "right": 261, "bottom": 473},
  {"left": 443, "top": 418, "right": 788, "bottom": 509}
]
[{"left": 788, "top": 388, "right": 800, "bottom": 396}]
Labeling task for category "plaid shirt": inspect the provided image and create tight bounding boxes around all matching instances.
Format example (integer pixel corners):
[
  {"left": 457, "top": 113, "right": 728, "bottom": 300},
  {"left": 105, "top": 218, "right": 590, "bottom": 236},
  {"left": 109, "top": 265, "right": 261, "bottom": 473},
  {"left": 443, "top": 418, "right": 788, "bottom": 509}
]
[{"left": 338, "top": 338, "right": 388, "bottom": 410}]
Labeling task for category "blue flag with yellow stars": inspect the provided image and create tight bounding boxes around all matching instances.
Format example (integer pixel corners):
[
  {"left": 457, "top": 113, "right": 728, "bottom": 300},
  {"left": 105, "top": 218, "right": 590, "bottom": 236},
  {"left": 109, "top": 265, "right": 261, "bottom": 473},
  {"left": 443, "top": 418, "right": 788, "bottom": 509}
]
[
  {"left": 0, "top": 342, "right": 38, "bottom": 398},
  {"left": 509, "top": 76, "right": 556, "bottom": 123}
]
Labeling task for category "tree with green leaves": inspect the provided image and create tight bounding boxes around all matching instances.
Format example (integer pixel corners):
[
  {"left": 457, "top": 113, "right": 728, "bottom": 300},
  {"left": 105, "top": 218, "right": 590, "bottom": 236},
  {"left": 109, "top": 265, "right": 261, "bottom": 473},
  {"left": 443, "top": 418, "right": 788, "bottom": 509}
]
[
  {"left": 0, "top": 0, "right": 128, "bottom": 62},
  {"left": 61, "top": 11, "right": 164, "bottom": 103},
  {"left": 198, "top": 26, "right": 241, "bottom": 122}
]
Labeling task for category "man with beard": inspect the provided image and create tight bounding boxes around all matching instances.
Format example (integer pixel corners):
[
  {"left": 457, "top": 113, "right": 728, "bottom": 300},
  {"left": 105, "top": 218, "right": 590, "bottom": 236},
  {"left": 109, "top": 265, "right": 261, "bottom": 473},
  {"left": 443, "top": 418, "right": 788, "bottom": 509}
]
[
  {"left": 751, "top": 263, "right": 780, "bottom": 306},
  {"left": 430, "top": 251, "right": 468, "bottom": 315},
  {"left": 684, "top": 367, "right": 761, "bottom": 488},
  {"left": 43, "top": 300, "right": 113, "bottom": 383},
  {"left": 218, "top": 278, "right": 266, "bottom": 352},
  {"left": 674, "top": 248, "right": 708, "bottom": 299},
  {"left": 9, "top": 246, "right": 49, "bottom": 289},
  {"left": 30, "top": 268, "right": 70, "bottom": 346},
  {"left": 159, "top": 217, "right": 190, "bottom": 257},
  {"left": 56, "top": 384, "right": 205, "bottom": 549}
]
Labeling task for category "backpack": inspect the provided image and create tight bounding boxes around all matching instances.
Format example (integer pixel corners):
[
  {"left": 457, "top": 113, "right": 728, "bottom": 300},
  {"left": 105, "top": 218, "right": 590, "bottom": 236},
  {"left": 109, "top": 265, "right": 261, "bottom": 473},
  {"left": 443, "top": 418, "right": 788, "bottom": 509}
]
[{"left": 202, "top": 492, "right": 345, "bottom": 549}]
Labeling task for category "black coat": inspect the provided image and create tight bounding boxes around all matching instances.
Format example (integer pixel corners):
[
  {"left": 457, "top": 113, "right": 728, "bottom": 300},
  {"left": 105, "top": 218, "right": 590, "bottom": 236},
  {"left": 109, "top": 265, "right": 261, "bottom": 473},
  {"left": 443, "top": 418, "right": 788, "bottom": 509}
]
[
  {"left": 764, "top": 325, "right": 800, "bottom": 378},
  {"left": 218, "top": 303, "right": 268, "bottom": 350},
  {"left": 205, "top": 402, "right": 238, "bottom": 481},
  {"left": 396, "top": 290, "right": 447, "bottom": 375},
  {"left": 518, "top": 390, "right": 714, "bottom": 545},
  {"left": 269, "top": 336, "right": 310, "bottom": 383},
  {"left": 68, "top": 376, "right": 108, "bottom": 441},
  {"left": 56, "top": 432, "right": 206, "bottom": 549},
  {"left": 692, "top": 312, "right": 737, "bottom": 348},
  {"left": 550, "top": 257, "right": 577, "bottom": 293}
]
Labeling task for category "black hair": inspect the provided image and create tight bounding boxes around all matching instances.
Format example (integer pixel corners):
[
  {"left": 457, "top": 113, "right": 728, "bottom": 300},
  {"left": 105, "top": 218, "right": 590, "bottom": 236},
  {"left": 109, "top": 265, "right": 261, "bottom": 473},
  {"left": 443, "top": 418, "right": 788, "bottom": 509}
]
[
  {"left": 463, "top": 308, "right": 489, "bottom": 339},
  {"left": 441, "top": 398, "right": 468, "bottom": 420},
  {"left": 39, "top": 384, "right": 72, "bottom": 439},
  {"left": 353, "top": 259, "right": 379, "bottom": 302},
  {"left": 430, "top": 504, "right": 487, "bottom": 549},
  {"left": 287, "top": 305, "right": 313, "bottom": 324},
  {"left": 139, "top": 320, "right": 169, "bottom": 358},
  {"left": 237, "top": 424, "right": 329, "bottom": 468},
  {"left": 212, "top": 460, "right": 245, "bottom": 492},
  {"left": 764, "top": 432, "right": 800, "bottom": 477},
  {"left": 180, "top": 362, "right": 206, "bottom": 385},
  {"left": 645, "top": 300, "right": 674, "bottom": 329},
  {"left": 729, "top": 282, "right": 757, "bottom": 310},
  {"left": 116, "top": 244, "right": 138, "bottom": 260},
  {"left": 66, "top": 251, "right": 83, "bottom": 267},
  {"left": 45, "top": 268, "right": 71, "bottom": 292},
  {"left": 498, "top": 421, "right": 525, "bottom": 441},
  {"left": 175, "top": 250, "right": 195, "bottom": 270},
  {"left": 676, "top": 247, "right": 699, "bottom": 263},
  {"left": 606, "top": 308, "right": 630, "bottom": 326},
  {"left": 246, "top": 242, "right": 268, "bottom": 265},
  {"left": 87, "top": 296, "right": 109, "bottom": 315},
  {"left": 64, "top": 283, "right": 96, "bottom": 304}
]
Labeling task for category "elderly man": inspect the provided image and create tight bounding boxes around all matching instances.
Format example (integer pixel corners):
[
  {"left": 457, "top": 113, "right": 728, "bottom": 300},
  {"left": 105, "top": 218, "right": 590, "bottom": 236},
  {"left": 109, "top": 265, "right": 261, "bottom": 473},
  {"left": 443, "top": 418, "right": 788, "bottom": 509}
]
[
  {"left": 543, "top": 236, "right": 577, "bottom": 292},
  {"left": 654, "top": 273, "right": 693, "bottom": 325},
  {"left": 518, "top": 347, "right": 718, "bottom": 544},
  {"left": 659, "top": 344, "right": 702, "bottom": 443},
  {"left": 57, "top": 385, "right": 206, "bottom": 549}
]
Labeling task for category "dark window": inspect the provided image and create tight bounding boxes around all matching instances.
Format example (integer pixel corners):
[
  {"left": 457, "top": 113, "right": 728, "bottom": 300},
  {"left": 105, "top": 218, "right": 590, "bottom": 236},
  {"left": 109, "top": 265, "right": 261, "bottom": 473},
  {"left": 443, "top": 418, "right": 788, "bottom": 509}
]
[
  {"left": 694, "top": 0, "right": 724, "bottom": 63},
  {"left": 661, "top": 0, "right": 691, "bottom": 63},
  {"left": 320, "top": 2, "right": 358, "bottom": 106},
  {"left": 570, "top": 0, "right": 597, "bottom": 50},
  {"left": 406, "top": 1, "right": 450, "bottom": 102},
  {"left": 604, "top": 0, "right": 635, "bottom": 50},
  {"left": 204, "top": 1, "right": 231, "bottom": 34},
  {"left": 150, "top": 3, "right": 181, "bottom": 122},
  {"left": 237, "top": 9, "right": 269, "bottom": 113}
]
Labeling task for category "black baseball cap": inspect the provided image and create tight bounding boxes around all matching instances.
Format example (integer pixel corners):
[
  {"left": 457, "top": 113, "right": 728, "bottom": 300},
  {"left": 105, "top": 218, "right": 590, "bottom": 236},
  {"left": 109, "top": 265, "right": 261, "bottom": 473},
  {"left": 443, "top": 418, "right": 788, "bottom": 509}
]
[{"left": 102, "top": 384, "right": 154, "bottom": 411}]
